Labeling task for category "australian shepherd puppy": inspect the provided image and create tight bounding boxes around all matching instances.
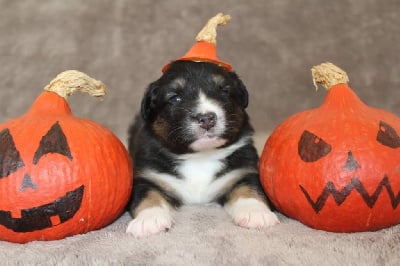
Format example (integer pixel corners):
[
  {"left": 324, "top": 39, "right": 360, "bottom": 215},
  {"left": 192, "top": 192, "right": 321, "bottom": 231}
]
[{"left": 126, "top": 60, "right": 279, "bottom": 237}]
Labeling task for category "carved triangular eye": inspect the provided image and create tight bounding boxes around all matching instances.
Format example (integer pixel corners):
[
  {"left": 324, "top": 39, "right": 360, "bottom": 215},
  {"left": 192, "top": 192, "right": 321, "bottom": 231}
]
[
  {"left": 377, "top": 121, "right": 400, "bottom": 148},
  {"left": 33, "top": 122, "right": 73, "bottom": 164},
  {"left": 298, "top": 130, "right": 332, "bottom": 162},
  {"left": 0, "top": 128, "right": 25, "bottom": 178}
]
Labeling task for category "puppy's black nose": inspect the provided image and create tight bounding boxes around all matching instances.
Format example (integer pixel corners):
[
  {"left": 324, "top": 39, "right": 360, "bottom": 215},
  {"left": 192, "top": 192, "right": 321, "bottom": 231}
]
[{"left": 196, "top": 112, "right": 217, "bottom": 130}]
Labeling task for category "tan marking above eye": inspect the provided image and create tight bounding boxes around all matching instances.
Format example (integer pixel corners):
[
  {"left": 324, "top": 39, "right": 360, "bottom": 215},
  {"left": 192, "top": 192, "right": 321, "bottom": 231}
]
[
  {"left": 170, "top": 78, "right": 186, "bottom": 88},
  {"left": 212, "top": 74, "right": 225, "bottom": 85}
]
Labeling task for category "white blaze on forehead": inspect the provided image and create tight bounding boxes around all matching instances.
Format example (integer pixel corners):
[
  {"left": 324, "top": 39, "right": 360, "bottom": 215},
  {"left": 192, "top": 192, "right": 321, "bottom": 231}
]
[
  {"left": 188, "top": 92, "right": 227, "bottom": 151},
  {"left": 196, "top": 92, "right": 225, "bottom": 120}
]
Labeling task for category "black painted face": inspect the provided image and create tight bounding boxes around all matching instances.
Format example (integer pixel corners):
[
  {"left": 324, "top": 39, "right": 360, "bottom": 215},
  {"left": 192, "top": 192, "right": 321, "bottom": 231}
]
[
  {"left": 298, "top": 120, "right": 400, "bottom": 213},
  {"left": 0, "top": 121, "right": 84, "bottom": 232},
  {"left": 141, "top": 61, "right": 250, "bottom": 153}
]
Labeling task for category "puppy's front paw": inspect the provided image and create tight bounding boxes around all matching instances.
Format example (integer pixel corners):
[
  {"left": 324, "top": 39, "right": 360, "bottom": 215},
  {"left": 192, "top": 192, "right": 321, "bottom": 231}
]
[
  {"left": 126, "top": 206, "right": 174, "bottom": 238},
  {"left": 225, "top": 198, "right": 280, "bottom": 229}
]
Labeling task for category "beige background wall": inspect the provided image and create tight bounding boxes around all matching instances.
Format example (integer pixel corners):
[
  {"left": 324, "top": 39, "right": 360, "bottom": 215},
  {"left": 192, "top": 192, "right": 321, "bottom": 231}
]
[{"left": 1, "top": 1, "right": 399, "bottom": 148}]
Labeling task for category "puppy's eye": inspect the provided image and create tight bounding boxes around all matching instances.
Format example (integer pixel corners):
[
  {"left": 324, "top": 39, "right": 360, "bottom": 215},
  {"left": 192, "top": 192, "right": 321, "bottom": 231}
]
[
  {"left": 220, "top": 85, "right": 231, "bottom": 94},
  {"left": 168, "top": 95, "right": 183, "bottom": 104}
]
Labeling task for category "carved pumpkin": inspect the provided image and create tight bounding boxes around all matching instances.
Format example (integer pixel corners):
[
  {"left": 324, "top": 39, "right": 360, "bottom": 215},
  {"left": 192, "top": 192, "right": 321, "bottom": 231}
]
[
  {"left": 0, "top": 71, "right": 133, "bottom": 243},
  {"left": 260, "top": 62, "right": 400, "bottom": 232}
]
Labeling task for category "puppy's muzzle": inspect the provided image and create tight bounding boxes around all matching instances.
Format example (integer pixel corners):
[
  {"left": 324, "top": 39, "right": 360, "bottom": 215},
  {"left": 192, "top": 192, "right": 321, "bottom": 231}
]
[{"left": 195, "top": 112, "right": 217, "bottom": 130}]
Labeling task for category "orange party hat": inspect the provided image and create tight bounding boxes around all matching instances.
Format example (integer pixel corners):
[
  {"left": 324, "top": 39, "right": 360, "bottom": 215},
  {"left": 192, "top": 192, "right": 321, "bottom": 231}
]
[{"left": 162, "top": 13, "right": 233, "bottom": 73}]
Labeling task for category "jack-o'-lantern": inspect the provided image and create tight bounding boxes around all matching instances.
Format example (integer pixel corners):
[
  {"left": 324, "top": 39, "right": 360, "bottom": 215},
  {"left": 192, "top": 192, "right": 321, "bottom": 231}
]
[
  {"left": 260, "top": 62, "right": 400, "bottom": 232},
  {"left": 0, "top": 71, "right": 133, "bottom": 243}
]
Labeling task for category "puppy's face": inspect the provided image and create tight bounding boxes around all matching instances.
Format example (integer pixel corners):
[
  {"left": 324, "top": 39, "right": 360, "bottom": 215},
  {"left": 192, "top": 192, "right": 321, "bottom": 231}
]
[{"left": 142, "top": 61, "right": 250, "bottom": 154}]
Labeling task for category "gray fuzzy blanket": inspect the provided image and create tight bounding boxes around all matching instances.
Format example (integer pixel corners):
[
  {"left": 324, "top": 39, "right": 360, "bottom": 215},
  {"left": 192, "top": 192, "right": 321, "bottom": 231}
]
[{"left": 1, "top": 207, "right": 399, "bottom": 265}]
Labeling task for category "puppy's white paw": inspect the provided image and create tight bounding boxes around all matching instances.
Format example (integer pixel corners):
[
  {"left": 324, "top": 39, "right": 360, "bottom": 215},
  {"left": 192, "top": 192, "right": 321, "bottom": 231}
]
[
  {"left": 225, "top": 198, "right": 280, "bottom": 229},
  {"left": 126, "top": 205, "right": 174, "bottom": 238}
]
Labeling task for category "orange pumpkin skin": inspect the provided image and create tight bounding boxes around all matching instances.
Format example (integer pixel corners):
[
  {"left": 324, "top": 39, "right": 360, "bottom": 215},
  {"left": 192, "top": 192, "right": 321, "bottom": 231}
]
[
  {"left": 0, "top": 89, "right": 133, "bottom": 243},
  {"left": 260, "top": 81, "right": 400, "bottom": 232}
]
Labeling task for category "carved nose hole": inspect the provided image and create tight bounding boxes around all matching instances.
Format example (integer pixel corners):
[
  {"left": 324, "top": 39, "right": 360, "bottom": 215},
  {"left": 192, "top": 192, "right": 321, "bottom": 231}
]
[
  {"left": 20, "top": 174, "right": 38, "bottom": 192},
  {"left": 343, "top": 151, "right": 361, "bottom": 171},
  {"left": 196, "top": 112, "right": 217, "bottom": 130}
]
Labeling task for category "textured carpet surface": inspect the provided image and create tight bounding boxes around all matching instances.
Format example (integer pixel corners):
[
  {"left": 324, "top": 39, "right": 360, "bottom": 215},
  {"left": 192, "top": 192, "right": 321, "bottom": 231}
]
[
  {"left": 1, "top": 209, "right": 400, "bottom": 265},
  {"left": 0, "top": 1, "right": 400, "bottom": 265}
]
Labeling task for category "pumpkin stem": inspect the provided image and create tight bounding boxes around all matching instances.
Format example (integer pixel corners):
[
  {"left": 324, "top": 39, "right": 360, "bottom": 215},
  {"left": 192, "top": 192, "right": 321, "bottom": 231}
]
[
  {"left": 44, "top": 70, "right": 106, "bottom": 100},
  {"left": 311, "top": 62, "right": 350, "bottom": 91},
  {"left": 195, "top": 13, "right": 231, "bottom": 45}
]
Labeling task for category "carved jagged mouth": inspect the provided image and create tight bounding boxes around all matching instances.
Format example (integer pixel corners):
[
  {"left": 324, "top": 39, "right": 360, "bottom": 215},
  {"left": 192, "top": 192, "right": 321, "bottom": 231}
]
[
  {"left": 0, "top": 185, "right": 84, "bottom": 232},
  {"left": 299, "top": 176, "right": 400, "bottom": 213}
]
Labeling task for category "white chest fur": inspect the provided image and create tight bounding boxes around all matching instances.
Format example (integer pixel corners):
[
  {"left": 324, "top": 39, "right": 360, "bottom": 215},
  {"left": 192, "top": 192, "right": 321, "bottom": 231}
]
[
  {"left": 142, "top": 137, "right": 252, "bottom": 204},
  {"left": 176, "top": 153, "right": 225, "bottom": 204}
]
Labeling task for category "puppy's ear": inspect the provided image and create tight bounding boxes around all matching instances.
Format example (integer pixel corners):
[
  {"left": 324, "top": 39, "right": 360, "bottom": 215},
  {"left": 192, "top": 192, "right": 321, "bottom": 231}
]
[
  {"left": 230, "top": 72, "right": 249, "bottom": 108},
  {"left": 141, "top": 81, "right": 159, "bottom": 122}
]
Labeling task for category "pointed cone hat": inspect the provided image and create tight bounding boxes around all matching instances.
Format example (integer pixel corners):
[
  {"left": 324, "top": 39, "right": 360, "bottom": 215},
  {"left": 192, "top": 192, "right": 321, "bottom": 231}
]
[{"left": 162, "top": 13, "right": 233, "bottom": 73}]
